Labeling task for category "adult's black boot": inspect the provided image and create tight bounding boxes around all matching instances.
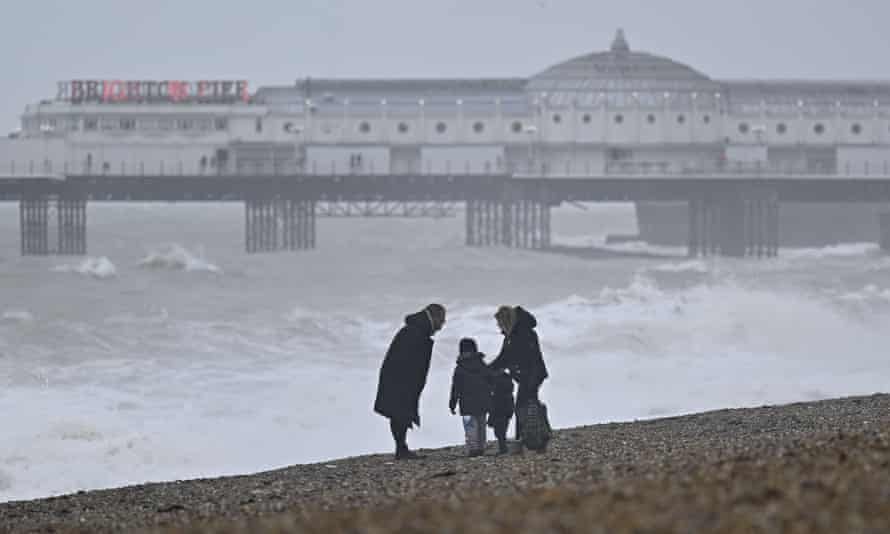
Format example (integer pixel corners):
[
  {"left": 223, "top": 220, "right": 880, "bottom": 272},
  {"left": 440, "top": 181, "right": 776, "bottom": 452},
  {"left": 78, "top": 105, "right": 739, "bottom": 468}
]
[{"left": 396, "top": 446, "right": 423, "bottom": 460}]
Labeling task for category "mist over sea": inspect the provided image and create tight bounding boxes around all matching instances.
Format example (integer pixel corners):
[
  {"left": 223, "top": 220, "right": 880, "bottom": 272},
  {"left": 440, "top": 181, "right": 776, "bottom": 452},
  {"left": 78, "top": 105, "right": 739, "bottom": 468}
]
[{"left": 1, "top": 202, "right": 889, "bottom": 502}]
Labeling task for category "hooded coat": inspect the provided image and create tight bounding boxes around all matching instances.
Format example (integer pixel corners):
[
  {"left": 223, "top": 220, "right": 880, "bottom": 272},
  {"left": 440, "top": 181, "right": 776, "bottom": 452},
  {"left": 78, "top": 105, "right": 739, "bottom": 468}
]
[
  {"left": 449, "top": 352, "right": 492, "bottom": 416},
  {"left": 489, "top": 371, "right": 515, "bottom": 421},
  {"left": 374, "top": 311, "right": 434, "bottom": 425},
  {"left": 488, "top": 306, "right": 549, "bottom": 403}
]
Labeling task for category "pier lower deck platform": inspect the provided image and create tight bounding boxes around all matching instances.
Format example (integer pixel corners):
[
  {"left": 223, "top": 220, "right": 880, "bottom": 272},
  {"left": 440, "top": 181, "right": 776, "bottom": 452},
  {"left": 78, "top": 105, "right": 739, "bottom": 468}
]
[{"left": 3, "top": 173, "right": 890, "bottom": 257}]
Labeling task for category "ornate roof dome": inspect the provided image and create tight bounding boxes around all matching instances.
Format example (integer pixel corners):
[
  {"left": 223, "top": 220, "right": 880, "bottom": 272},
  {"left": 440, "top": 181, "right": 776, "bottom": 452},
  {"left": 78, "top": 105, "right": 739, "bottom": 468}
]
[{"left": 527, "top": 29, "right": 716, "bottom": 94}]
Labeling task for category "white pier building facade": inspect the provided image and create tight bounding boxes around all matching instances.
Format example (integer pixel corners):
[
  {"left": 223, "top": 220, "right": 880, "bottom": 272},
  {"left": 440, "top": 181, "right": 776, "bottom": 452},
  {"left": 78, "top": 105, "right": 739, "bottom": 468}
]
[{"left": 6, "top": 30, "right": 890, "bottom": 245}]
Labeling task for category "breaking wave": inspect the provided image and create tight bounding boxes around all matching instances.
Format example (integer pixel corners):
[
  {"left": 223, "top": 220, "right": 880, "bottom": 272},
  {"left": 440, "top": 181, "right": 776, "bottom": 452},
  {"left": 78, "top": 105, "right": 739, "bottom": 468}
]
[
  {"left": 779, "top": 242, "right": 880, "bottom": 260},
  {"left": 645, "top": 260, "right": 710, "bottom": 274},
  {"left": 1, "top": 310, "right": 34, "bottom": 323},
  {"left": 137, "top": 244, "right": 221, "bottom": 273},
  {"left": 551, "top": 233, "right": 692, "bottom": 257},
  {"left": 52, "top": 257, "right": 117, "bottom": 279}
]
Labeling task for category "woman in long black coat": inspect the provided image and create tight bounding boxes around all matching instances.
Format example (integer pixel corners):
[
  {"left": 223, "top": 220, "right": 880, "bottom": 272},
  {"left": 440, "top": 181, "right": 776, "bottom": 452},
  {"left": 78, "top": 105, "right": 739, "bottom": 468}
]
[
  {"left": 374, "top": 304, "right": 446, "bottom": 460},
  {"left": 488, "top": 306, "right": 549, "bottom": 410}
]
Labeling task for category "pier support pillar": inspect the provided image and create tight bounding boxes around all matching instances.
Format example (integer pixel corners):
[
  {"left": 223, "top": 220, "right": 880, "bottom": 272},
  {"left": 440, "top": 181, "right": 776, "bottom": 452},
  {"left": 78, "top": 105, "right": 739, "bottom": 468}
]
[
  {"left": 19, "top": 195, "right": 87, "bottom": 256},
  {"left": 465, "top": 199, "right": 502, "bottom": 247},
  {"left": 245, "top": 198, "right": 316, "bottom": 253},
  {"left": 687, "top": 198, "right": 701, "bottom": 258},
  {"left": 879, "top": 212, "right": 890, "bottom": 253},
  {"left": 687, "top": 192, "right": 779, "bottom": 258},
  {"left": 766, "top": 197, "right": 780, "bottom": 258},
  {"left": 20, "top": 196, "right": 49, "bottom": 256},
  {"left": 719, "top": 197, "right": 747, "bottom": 258},
  {"left": 466, "top": 192, "right": 550, "bottom": 250}
]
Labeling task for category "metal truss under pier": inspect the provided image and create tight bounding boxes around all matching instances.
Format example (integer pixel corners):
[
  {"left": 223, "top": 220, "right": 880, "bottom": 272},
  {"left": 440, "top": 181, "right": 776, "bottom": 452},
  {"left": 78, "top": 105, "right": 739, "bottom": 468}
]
[
  {"left": 316, "top": 201, "right": 458, "bottom": 218},
  {"left": 465, "top": 198, "right": 552, "bottom": 249},
  {"left": 687, "top": 193, "right": 779, "bottom": 258},
  {"left": 244, "top": 199, "right": 317, "bottom": 253},
  {"left": 20, "top": 195, "right": 87, "bottom": 255}
]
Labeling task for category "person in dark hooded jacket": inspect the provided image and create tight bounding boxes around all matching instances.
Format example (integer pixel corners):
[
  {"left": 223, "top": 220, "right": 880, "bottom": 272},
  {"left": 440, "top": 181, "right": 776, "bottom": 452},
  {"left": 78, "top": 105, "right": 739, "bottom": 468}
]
[
  {"left": 374, "top": 303, "right": 446, "bottom": 460},
  {"left": 449, "top": 338, "right": 491, "bottom": 456},
  {"left": 488, "top": 306, "right": 549, "bottom": 438},
  {"left": 488, "top": 369, "right": 515, "bottom": 455}
]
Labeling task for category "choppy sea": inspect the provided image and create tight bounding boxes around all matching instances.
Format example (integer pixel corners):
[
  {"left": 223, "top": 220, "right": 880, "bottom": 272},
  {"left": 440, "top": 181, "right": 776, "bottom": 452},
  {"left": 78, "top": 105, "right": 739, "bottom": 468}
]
[{"left": 1, "top": 202, "right": 888, "bottom": 501}]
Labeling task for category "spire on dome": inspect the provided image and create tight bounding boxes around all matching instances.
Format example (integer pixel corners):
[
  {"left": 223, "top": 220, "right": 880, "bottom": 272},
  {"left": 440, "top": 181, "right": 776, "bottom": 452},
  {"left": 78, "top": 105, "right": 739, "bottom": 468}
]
[{"left": 611, "top": 28, "right": 630, "bottom": 53}]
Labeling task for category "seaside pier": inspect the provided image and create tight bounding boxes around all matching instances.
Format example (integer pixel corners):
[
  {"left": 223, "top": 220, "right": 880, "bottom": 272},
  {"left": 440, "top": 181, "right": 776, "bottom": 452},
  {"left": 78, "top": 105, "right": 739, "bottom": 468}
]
[{"left": 5, "top": 30, "right": 890, "bottom": 256}]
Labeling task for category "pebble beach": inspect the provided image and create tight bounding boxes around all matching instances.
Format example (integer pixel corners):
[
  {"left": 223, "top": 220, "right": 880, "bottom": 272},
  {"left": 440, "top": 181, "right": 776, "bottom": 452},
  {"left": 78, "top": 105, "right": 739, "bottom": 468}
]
[{"left": 3, "top": 393, "right": 890, "bottom": 533}]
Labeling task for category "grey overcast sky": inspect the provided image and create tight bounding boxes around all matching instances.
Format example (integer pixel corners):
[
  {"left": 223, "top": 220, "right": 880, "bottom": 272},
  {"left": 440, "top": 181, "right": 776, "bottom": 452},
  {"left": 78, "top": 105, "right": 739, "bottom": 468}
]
[{"left": 1, "top": 0, "right": 888, "bottom": 132}]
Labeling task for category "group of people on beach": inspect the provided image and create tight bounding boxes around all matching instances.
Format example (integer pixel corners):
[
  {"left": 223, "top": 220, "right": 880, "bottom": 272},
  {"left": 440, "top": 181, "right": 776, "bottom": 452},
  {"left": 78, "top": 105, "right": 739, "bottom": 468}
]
[{"left": 374, "top": 304, "right": 550, "bottom": 459}]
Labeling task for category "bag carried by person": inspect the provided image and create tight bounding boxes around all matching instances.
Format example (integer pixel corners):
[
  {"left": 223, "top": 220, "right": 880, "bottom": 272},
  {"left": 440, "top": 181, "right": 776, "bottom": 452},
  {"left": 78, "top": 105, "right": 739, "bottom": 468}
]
[{"left": 517, "top": 398, "right": 552, "bottom": 452}]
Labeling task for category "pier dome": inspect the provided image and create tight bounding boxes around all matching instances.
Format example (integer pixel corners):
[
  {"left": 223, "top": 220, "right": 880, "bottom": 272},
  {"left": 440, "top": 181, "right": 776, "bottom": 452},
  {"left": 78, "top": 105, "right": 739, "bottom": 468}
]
[{"left": 527, "top": 29, "right": 717, "bottom": 98}]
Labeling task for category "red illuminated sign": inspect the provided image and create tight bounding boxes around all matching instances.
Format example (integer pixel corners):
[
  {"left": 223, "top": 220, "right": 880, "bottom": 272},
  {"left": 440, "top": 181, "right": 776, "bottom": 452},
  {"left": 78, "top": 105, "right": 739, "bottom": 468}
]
[{"left": 56, "top": 80, "right": 250, "bottom": 104}]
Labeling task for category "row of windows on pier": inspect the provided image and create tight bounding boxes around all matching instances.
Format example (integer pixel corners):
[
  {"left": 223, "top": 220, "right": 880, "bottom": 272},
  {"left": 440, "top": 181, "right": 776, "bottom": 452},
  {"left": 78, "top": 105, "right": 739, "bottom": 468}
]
[
  {"left": 30, "top": 115, "right": 888, "bottom": 139},
  {"left": 321, "top": 114, "right": 715, "bottom": 136},
  {"left": 338, "top": 114, "right": 881, "bottom": 137},
  {"left": 736, "top": 121, "right": 875, "bottom": 136}
]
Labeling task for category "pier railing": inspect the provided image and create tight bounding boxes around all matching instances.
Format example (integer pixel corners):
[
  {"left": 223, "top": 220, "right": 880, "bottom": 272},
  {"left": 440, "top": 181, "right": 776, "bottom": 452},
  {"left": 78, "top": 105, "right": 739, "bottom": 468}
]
[{"left": 5, "top": 157, "right": 890, "bottom": 180}]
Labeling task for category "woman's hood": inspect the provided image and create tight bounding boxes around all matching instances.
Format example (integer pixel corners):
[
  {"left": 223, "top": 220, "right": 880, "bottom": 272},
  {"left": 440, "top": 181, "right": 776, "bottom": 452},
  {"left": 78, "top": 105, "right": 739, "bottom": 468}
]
[{"left": 514, "top": 306, "right": 537, "bottom": 329}]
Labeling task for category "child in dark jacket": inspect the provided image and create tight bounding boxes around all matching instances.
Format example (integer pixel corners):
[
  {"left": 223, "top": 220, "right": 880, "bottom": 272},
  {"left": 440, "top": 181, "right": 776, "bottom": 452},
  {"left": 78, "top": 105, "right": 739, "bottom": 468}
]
[
  {"left": 488, "top": 369, "right": 515, "bottom": 455},
  {"left": 449, "top": 338, "right": 491, "bottom": 457}
]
